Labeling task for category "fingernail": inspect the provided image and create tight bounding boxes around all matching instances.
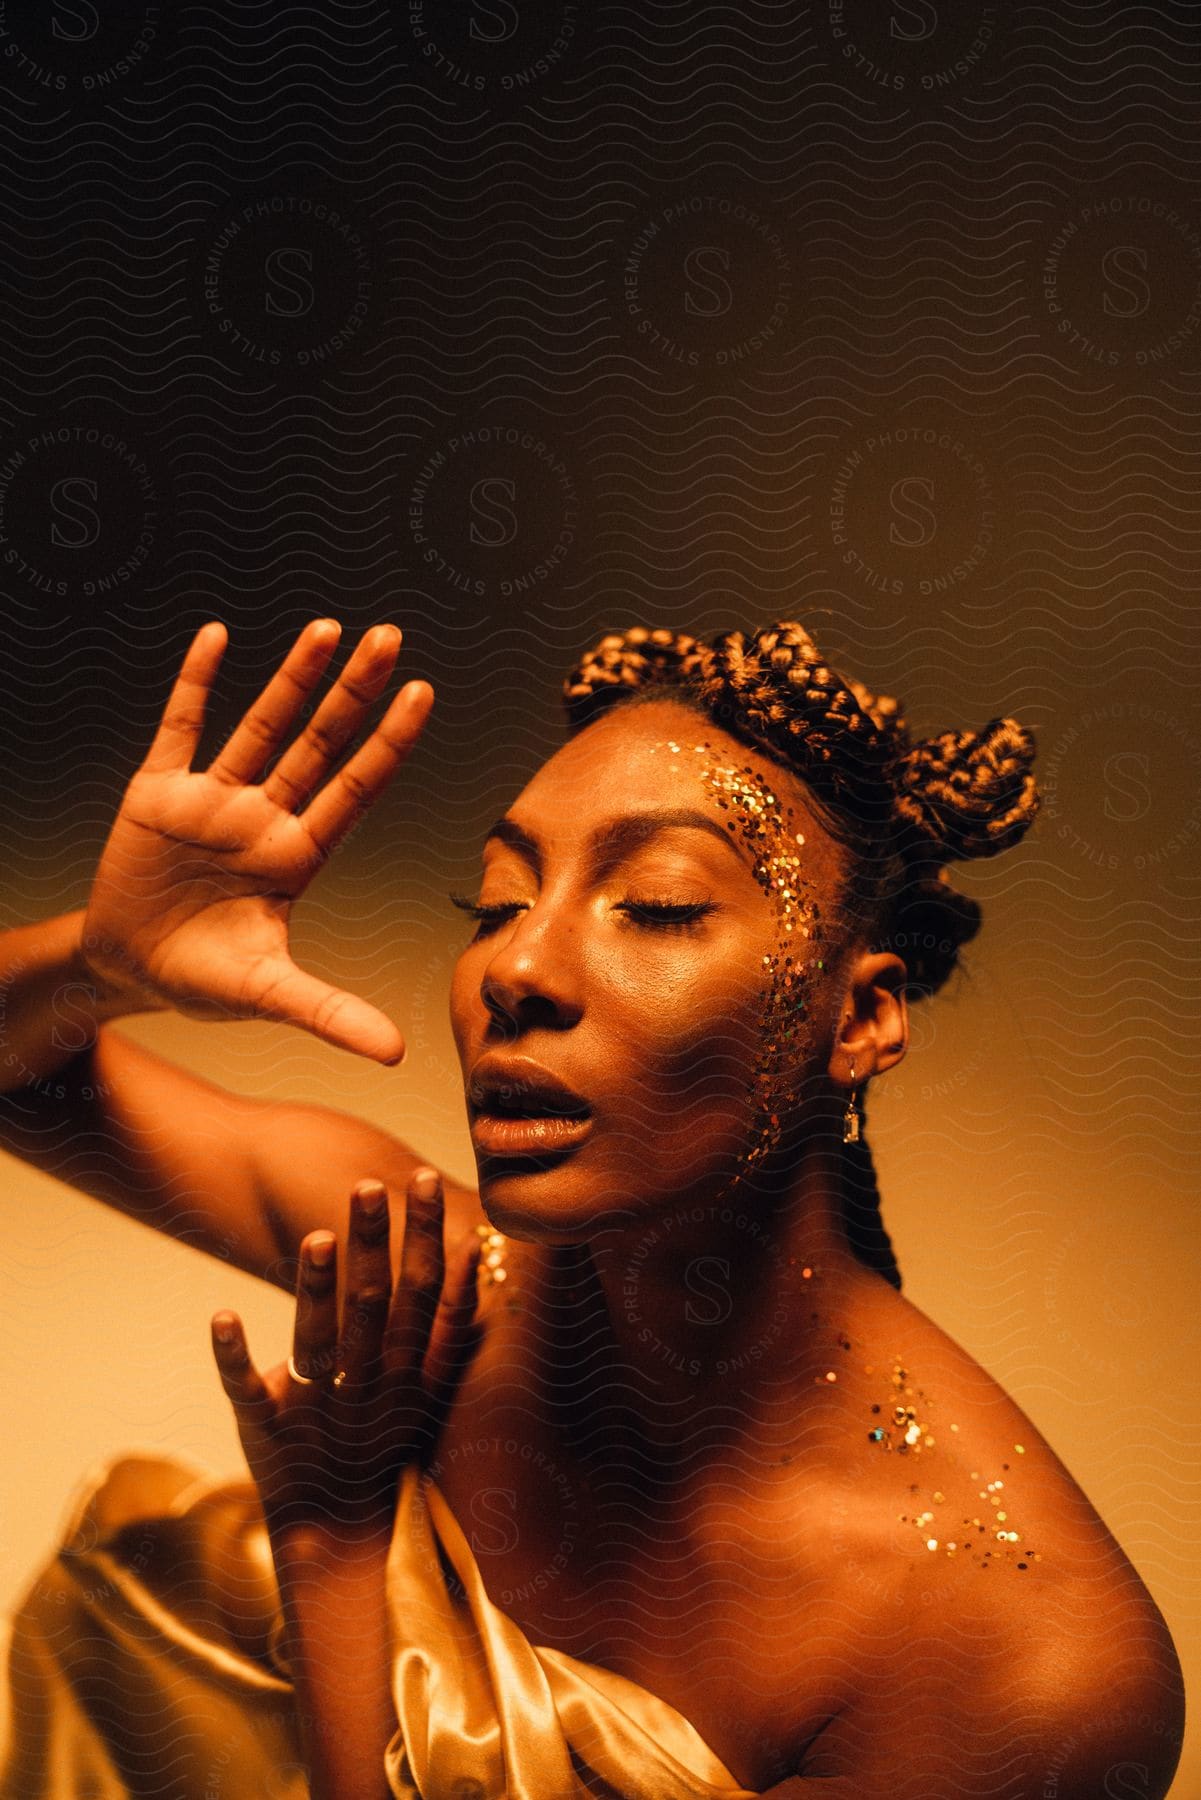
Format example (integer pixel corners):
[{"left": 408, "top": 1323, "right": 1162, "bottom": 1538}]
[
  {"left": 412, "top": 1167, "right": 441, "bottom": 1202},
  {"left": 308, "top": 1234, "right": 336, "bottom": 1268},
  {"left": 213, "top": 1315, "right": 237, "bottom": 1344},
  {"left": 357, "top": 1181, "right": 388, "bottom": 1216}
]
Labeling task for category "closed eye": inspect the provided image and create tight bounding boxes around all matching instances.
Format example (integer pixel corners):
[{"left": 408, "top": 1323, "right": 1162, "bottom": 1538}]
[
  {"left": 448, "top": 895, "right": 528, "bottom": 937},
  {"left": 614, "top": 898, "right": 715, "bottom": 930},
  {"left": 448, "top": 893, "right": 716, "bottom": 937}
]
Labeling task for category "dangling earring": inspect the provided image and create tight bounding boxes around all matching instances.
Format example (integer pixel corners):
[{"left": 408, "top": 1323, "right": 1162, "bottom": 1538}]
[{"left": 842, "top": 1057, "right": 862, "bottom": 1144}]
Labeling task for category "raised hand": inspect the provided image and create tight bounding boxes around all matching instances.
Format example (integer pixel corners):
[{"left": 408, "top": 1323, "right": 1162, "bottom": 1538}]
[
  {"left": 211, "top": 1168, "right": 481, "bottom": 1542},
  {"left": 80, "top": 619, "right": 432, "bottom": 1063}
]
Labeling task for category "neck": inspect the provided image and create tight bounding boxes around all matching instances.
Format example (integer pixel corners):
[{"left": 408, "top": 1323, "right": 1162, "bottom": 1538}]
[{"left": 519, "top": 1121, "right": 880, "bottom": 1480}]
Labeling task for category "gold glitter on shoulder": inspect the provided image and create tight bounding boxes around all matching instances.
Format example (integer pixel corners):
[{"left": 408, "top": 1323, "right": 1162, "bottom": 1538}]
[{"left": 866, "top": 1356, "right": 1042, "bottom": 1571}]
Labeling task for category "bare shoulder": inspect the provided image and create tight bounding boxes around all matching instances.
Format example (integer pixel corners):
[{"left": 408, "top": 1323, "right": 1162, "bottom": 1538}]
[
  {"left": 825, "top": 1279, "right": 1174, "bottom": 1610},
  {"left": 806, "top": 1525, "right": 1184, "bottom": 1795},
  {"left": 802, "top": 1577, "right": 1184, "bottom": 1796},
  {"left": 802, "top": 1281, "right": 1185, "bottom": 1794},
  {"left": 834, "top": 1281, "right": 1145, "bottom": 1582}
]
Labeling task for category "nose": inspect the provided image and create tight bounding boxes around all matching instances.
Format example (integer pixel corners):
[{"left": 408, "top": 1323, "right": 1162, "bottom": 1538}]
[{"left": 479, "top": 904, "right": 583, "bottom": 1035}]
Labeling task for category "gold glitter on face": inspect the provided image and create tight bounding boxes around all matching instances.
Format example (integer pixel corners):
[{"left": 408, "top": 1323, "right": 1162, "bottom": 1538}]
[{"left": 649, "top": 738, "right": 825, "bottom": 1191}]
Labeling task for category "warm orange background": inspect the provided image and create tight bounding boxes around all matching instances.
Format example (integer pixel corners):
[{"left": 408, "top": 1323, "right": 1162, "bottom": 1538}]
[
  {"left": 2, "top": 703, "right": 1198, "bottom": 1795},
  {"left": 3, "top": 0, "right": 1199, "bottom": 1787}
]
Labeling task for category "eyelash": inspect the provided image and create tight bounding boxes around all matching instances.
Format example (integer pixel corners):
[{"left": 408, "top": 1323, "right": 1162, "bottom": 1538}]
[{"left": 448, "top": 893, "right": 716, "bottom": 937}]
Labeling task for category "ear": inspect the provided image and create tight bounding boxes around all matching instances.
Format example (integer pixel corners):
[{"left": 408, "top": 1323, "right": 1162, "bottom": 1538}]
[{"left": 827, "top": 950, "right": 908, "bottom": 1087}]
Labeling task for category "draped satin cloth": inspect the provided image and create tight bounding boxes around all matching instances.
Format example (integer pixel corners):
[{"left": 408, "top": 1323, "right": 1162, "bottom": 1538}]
[{"left": 0, "top": 1455, "right": 760, "bottom": 1799}]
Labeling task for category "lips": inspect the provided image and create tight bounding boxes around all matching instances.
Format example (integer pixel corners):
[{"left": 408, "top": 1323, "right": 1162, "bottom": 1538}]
[
  {"left": 470, "top": 1113, "right": 593, "bottom": 1157},
  {"left": 468, "top": 1055, "right": 593, "bottom": 1160},
  {"left": 468, "top": 1055, "right": 591, "bottom": 1121}
]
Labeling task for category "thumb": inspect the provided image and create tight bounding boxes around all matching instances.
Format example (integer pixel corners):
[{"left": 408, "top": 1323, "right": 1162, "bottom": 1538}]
[{"left": 249, "top": 961, "right": 407, "bottom": 1065}]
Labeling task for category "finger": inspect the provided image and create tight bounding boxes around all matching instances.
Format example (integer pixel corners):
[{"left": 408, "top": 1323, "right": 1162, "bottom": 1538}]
[
  {"left": 422, "top": 1230, "right": 483, "bottom": 1416},
  {"left": 241, "top": 960, "right": 406, "bottom": 1065},
  {"left": 291, "top": 1232, "right": 340, "bottom": 1382},
  {"left": 141, "top": 622, "right": 229, "bottom": 774},
  {"left": 211, "top": 1313, "right": 273, "bottom": 1425},
  {"left": 337, "top": 1180, "right": 393, "bottom": 1389},
  {"left": 296, "top": 679, "right": 434, "bottom": 858},
  {"left": 383, "top": 1167, "right": 445, "bottom": 1376},
  {"left": 262, "top": 624, "right": 403, "bottom": 812},
  {"left": 208, "top": 619, "right": 344, "bottom": 788}
]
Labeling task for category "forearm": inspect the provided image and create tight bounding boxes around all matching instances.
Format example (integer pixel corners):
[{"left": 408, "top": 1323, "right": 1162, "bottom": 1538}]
[
  {"left": 0, "top": 917, "right": 473, "bottom": 1290},
  {"left": 0, "top": 908, "right": 162, "bottom": 1095},
  {"left": 273, "top": 1528, "right": 396, "bottom": 1800}
]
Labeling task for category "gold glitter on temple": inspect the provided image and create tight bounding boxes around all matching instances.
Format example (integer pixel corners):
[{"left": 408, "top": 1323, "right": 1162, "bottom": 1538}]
[{"left": 650, "top": 739, "right": 825, "bottom": 1189}]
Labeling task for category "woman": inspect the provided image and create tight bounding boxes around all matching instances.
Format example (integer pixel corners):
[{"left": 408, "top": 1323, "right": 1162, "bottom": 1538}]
[{"left": 0, "top": 618, "right": 1185, "bottom": 1799}]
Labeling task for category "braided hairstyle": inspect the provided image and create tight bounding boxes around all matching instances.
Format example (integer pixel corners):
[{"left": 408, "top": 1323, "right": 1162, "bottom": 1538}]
[{"left": 561, "top": 623, "right": 1041, "bottom": 1291}]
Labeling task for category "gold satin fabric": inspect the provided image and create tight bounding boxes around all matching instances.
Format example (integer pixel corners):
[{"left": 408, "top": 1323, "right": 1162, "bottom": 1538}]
[{"left": 0, "top": 1455, "right": 759, "bottom": 1799}]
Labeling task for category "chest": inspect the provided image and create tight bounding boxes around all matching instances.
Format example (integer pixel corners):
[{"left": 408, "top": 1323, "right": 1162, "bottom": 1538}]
[{"left": 427, "top": 1406, "right": 856, "bottom": 1792}]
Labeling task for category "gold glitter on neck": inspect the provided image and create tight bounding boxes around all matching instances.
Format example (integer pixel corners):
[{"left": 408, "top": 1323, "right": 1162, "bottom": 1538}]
[{"left": 475, "top": 1223, "right": 508, "bottom": 1282}]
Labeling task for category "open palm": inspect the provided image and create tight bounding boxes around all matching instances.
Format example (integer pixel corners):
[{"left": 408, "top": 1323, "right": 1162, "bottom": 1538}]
[{"left": 81, "top": 619, "right": 432, "bottom": 1064}]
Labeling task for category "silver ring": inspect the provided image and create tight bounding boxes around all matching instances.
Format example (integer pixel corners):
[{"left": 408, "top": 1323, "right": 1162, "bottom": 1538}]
[{"left": 287, "top": 1354, "right": 325, "bottom": 1386}]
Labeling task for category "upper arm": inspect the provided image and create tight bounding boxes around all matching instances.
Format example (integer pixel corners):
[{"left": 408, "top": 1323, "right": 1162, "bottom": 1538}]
[
  {"left": 791, "top": 1592, "right": 1185, "bottom": 1799},
  {"left": 248, "top": 1096, "right": 484, "bottom": 1280},
  {"left": 0, "top": 1025, "right": 284, "bottom": 1275},
  {"left": 0, "top": 1024, "right": 481, "bottom": 1289}
]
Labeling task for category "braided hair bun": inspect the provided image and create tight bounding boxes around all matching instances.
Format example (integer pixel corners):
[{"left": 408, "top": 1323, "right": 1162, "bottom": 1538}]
[{"left": 563, "top": 621, "right": 1040, "bottom": 996}]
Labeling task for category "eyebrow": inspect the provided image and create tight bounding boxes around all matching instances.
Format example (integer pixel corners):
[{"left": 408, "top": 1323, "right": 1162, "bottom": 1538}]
[{"left": 481, "top": 807, "right": 749, "bottom": 878}]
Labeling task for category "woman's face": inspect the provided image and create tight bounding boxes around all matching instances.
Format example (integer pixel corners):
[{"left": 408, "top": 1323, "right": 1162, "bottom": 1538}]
[{"left": 448, "top": 699, "right": 855, "bottom": 1241}]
